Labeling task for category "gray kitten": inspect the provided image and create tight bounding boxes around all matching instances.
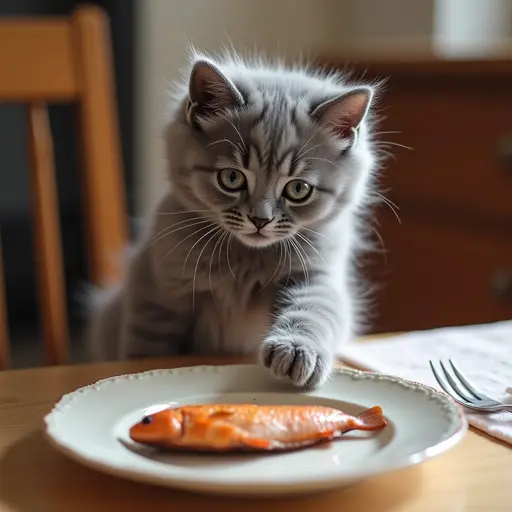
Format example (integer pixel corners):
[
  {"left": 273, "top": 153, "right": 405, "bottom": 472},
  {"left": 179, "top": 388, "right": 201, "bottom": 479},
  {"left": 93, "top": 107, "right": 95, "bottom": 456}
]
[{"left": 87, "top": 51, "right": 380, "bottom": 388}]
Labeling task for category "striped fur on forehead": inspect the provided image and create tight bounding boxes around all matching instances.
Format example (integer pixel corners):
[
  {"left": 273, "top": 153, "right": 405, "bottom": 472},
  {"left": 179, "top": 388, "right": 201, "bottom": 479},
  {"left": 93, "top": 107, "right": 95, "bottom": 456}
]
[
  {"left": 252, "top": 95, "right": 304, "bottom": 169},
  {"left": 199, "top": 93, "right": 346, "bottom": 179}
]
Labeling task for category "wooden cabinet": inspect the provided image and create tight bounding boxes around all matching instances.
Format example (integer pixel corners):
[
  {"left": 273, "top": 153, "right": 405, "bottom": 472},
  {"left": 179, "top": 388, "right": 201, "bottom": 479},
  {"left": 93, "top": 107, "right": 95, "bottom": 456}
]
[{"left": 321, "top": 56, "right": 512, "bottom": 333}]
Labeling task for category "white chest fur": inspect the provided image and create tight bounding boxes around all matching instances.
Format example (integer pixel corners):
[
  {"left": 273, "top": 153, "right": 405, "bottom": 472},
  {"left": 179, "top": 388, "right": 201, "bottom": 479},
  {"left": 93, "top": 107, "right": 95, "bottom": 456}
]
[{"left": 192, "top": 277, "right": 276, "bottom": 355}]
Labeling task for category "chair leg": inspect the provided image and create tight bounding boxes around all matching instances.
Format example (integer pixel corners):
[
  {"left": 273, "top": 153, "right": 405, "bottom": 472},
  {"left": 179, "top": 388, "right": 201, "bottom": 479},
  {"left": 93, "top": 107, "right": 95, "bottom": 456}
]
[
  {"left": 27, "top": 103, "right": 69, "bottom": 366},
  {"left": 0, "top": 234, "right": 10, "bottom": 369}
]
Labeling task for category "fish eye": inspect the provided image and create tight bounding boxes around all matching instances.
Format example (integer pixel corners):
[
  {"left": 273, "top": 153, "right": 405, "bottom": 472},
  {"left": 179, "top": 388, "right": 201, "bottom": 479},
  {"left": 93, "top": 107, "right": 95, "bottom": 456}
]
[
  {"left": 141, "top": 415, "right": 152, "bottom": 425},
  {"left": 283, "top": 179, "right": 312, "bottom": 203},
  {"left": 218, "top": 168, "right": 247, "bottom": 192}
]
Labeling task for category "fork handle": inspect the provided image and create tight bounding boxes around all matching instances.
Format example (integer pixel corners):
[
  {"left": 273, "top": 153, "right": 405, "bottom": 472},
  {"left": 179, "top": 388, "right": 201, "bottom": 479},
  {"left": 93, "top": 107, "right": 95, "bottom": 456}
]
[
  {"left": 464, "top": 404, "right": 512, "bottom": 413},
  {"left": 486, "top": 405, "right": 512, "bottom": 413}
]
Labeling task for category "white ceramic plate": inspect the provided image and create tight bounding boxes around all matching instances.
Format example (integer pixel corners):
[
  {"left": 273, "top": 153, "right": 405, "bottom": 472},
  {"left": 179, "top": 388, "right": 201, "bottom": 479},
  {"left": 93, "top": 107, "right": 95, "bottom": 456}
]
[{"left": 43, "top": 364, "right": 467, "bottom": 497}]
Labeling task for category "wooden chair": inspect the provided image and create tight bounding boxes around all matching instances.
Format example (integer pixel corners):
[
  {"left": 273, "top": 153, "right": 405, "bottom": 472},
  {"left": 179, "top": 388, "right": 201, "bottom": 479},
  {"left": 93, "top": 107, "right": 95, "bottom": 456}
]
[{"left": 0, "top": 5, "right": 128, "bottom": 369}]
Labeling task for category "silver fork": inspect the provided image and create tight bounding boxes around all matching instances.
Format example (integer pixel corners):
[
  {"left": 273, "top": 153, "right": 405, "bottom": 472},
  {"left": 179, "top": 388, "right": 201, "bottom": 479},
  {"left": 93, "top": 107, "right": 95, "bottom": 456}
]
[{"left": 429, "top": 359, "right": 512, "bottom": 413}]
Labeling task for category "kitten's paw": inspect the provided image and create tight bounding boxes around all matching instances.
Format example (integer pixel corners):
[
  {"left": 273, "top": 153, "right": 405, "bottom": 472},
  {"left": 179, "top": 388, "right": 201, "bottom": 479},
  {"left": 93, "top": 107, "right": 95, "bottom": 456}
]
[{"left": 260, "top": 336, "right": 333, "bottom": 388}]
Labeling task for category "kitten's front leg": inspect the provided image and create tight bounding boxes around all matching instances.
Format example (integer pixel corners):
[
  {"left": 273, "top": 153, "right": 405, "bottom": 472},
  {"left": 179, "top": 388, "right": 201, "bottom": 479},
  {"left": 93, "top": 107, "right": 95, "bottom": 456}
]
[
  {"left": 121, "top": 300, "right": 189, "bottom": 359},
  {"left": 260, "top": 272, "right": 350, "bottom": 388},
  {"left": 119, "top": 251, "right": 191, "bottom": 359}
]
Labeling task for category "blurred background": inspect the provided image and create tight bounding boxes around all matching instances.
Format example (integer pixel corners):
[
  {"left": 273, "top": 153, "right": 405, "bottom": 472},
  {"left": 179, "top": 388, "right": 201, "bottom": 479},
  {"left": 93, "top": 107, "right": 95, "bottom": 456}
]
[{"left": 1, "top": 0, "right": 511, "bottom": 367}]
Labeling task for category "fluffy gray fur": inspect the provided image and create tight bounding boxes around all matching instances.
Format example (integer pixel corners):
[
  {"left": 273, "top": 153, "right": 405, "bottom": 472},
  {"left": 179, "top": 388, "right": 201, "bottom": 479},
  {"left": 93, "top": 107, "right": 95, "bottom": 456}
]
[{"left": 87, "top": 50, "right": 382, "bottom": 388}]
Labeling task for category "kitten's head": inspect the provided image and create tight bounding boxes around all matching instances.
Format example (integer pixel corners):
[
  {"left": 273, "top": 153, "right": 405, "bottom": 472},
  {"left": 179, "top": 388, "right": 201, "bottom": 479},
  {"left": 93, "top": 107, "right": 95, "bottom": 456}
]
[{"left": 166, "top": 52, "right": 379, "bottom": 249}]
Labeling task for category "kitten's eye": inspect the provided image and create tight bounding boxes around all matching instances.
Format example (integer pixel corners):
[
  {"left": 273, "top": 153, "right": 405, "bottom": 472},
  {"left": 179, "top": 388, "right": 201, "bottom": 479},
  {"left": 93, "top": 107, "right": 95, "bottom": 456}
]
[
  {"left": 218, "top": 169, "right": 247, "bottom": 192},
  {"left": 283, "top": 180, "right": 312, "bottom": 202}
]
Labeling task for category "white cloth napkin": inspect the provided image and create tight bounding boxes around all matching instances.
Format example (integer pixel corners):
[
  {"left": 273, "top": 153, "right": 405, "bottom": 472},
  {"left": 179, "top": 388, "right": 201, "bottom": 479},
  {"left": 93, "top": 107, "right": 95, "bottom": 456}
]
[{"left": 339, "top": 321, "right": 512, "bottom": 445}]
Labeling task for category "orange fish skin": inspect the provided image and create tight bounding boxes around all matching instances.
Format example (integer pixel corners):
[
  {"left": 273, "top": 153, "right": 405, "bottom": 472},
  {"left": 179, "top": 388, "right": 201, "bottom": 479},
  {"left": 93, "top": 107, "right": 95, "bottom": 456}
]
[{"left": 129, "top": 404, "right": 387, "bottom": 452}]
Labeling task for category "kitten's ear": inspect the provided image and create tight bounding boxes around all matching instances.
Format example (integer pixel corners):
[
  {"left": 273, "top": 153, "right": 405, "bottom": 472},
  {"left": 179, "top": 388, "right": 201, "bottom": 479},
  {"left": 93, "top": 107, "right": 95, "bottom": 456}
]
[
  {"left": 187, "top": 59, "right": 244, "bottom": 125},
  {"left": 311, "top": 87, "right": 373, "bottom": 141}
]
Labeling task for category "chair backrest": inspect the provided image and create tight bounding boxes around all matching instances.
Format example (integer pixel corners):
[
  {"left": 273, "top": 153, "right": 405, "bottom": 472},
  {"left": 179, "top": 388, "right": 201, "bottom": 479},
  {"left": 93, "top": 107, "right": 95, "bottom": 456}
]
[{"left": 0, "top": 5, "right": 128, "bottom": 369}]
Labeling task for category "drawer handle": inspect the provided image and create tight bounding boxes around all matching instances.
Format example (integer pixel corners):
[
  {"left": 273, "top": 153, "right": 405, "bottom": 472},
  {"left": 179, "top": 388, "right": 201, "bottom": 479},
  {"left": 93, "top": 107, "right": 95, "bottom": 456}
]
[
  {"left": 497, "top": 133, "right": 512, "bottom": 168},
  {"left": 491, "top": 269, "right": 512, "bottom": 299}
]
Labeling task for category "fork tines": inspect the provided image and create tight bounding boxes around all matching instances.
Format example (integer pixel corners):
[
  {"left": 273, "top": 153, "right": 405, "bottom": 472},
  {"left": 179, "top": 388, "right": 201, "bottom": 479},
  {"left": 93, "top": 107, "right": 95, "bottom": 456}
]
[
  {"left": 429, "top": 359, "right": 482, "bottom": 402},
  {"left": 430, "top": 359, "right": 512, "bottom": 413},
  {"left": 428, "top": 358, "right": 509, "bottom": 414}
]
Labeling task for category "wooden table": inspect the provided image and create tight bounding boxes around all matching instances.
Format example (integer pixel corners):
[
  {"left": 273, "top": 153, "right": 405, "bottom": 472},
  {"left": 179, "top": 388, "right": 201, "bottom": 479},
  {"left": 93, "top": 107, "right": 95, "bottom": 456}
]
[{"left": 0, "top": 356, "right": 510, "bottom": 512}]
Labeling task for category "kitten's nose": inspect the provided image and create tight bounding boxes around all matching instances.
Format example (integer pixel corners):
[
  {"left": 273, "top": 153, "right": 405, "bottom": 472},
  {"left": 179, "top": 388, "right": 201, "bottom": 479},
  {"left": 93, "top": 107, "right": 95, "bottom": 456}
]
[{"left": 248, "top": 215, "right": 272, "bottom": 230}]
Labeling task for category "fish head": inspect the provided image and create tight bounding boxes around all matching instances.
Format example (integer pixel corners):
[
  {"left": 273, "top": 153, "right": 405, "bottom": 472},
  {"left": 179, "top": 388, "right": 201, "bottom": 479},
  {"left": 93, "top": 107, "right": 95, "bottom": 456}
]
[{"left": 129, "top": 408, "right": 183, "bottom": 445}]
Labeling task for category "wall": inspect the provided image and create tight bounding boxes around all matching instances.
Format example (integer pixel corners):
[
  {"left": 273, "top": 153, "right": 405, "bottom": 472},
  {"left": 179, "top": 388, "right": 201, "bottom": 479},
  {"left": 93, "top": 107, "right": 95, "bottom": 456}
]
[
  {"left": 433, "top": 0, "right": 512, "bottom": 56},
  {"left": 343, "top": 0, "right": 434, "bottom": 43}
]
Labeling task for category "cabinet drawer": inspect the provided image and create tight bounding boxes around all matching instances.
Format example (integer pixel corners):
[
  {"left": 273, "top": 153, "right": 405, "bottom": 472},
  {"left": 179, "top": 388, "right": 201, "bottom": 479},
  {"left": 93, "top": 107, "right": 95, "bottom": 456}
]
[
  {"left": 376, "top": 83, "right": 512, "bottom": 223},
  {"left": 367, "top": 209, "right": 512, "bottom": 333}
]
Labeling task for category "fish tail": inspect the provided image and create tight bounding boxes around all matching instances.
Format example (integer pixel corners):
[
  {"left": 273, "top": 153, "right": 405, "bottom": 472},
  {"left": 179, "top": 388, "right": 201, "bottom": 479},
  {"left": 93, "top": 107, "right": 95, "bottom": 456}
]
[{"left": 354, "top": 406, "right": 387, "bottom": 431}]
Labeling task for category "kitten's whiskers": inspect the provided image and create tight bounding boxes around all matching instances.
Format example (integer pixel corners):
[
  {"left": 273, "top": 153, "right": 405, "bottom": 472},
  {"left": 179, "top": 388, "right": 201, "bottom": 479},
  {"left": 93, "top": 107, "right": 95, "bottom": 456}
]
[
  {"left": 192, "top": 226, "right": 223, "bottom": 311},
  {"left": 289, "top": 237, "right": 309, "bottom": 292},
  {"left": 296, "top": 236, "right": 313, "bottom": 269},
  {"left": 217, "top": 231, "right": 228, "bottom": 278},
  {"left": 297, "top": 142, "right": 323, "bottom": 159},
  {"left": 226, "top": 235, "right": 237, "bottom": 281},
  {"left": 221, "top": 115, "right": 247, "bottom": 155},
  {"left": 376, "top": 140, "right": 413, "bottom": 151},
  {"left": 259, "top": 242, "right": 284, "bottom": 293},
  {"left": 303, "top": 156, "right": 338, "bottom": 168},
  {"left": 145, "top": 218, "right": 212, "bottom": 256},
  {"left": 370, "top": 224, "right": 387, "bottom": 262},
  {"left": 206, "top": 138, "right": 240, "bottom": 153},
  {"left": 159, "top": 222, "right": 216, "bottom": 267},
  {"left": 373, "top": 131, "right": 402, "bottom": 137},
  {"left": 208, "top": 229, "right": 228, "bottom": 308},
  {"left": 297, "top": 126, "right": 322, "bottom": 159},
  {"left": 182, "top": 223, "right": 221, "bottom": 276},
  {"left": 300, "top": 226, "right": 332, "bottom": 241},
  {"left": 375, "top": 192, "right": 401, "bottom": 224},
  {"left": 151, "top": 209, "right": 210, "bottom": 216},
  {"left": 284, "top": 240, "right": 293, "bottom": 286},
  {"left": 296, "top": 232, "right": 326, "bottom": 264}
]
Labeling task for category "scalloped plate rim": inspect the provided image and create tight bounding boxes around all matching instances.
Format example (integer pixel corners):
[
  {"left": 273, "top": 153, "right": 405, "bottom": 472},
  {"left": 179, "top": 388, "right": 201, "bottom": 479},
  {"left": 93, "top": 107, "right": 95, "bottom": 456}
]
[{"left": 42, "top": 364, "right": 468, "bottom": 496}]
